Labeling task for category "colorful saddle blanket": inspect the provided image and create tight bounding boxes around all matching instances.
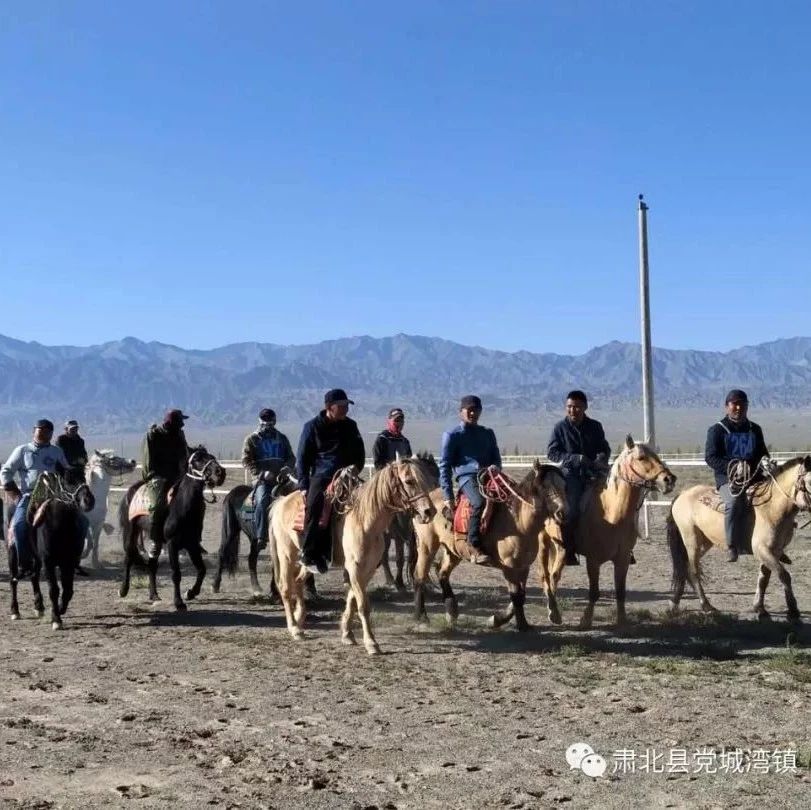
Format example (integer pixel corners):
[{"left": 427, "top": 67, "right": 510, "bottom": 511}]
[{"left": 128, "top": 479, "right": 173, "bottom": 521}]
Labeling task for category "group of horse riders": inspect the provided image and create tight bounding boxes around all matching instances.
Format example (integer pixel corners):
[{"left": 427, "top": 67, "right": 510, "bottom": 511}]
[{"left": 0, "top": 385, "right": 771, "bottom": 580}]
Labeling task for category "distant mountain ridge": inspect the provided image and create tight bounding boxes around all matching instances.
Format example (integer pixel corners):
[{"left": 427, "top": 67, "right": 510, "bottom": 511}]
[{"left": 0, "top": 333, "right": 809, "bottom": 433}]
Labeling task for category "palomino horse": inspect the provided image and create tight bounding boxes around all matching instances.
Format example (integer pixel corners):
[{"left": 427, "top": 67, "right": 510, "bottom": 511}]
[
  {"left": 412, "top": 460, "right": 567, "bottom": 631},
  {"left": 118, "top": 446, "right": 226, "bottom": 611},
  {"left": 668, "top": 455, "right": 811, "bottom": 621},
  {"left": 268, "top": 459, "right": 436, "bottom": 654},
  {"left": 83, "top": 449, "right": 137, "bottom": 568},
  {"left": 6, "top": 472, "right": 95, "bottom": 629},
  {"left": 538, "top": 436, "right": 676, "bottom": 629}
]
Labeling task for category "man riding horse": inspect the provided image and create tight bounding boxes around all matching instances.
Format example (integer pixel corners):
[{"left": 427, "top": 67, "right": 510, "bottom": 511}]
[
  {"left": 1, "top": 419, "right": 85, "bottom": 578},
  {"left": 439, "top": 395, "right": 502, "bottom": 566},
  {"left": 705, "top": 388, "right": 771, "bottom": 562},
  {"left": 140, "top": 409, "right": 190, "bottom": 554},
  {"left": 547, "top": 390, "right": 611, "bottom": 566},
  {"left": 241, "top": 407, "right": 295, "bottom": 549},
  {"left": 296, "top": 389, "right": 365, "bottom": 575}
]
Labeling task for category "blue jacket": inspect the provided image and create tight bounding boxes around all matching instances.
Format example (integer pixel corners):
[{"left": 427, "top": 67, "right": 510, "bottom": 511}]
[
  {"left": 547, "top": 416, "right": 611, "bottom": 479},
  {"left": 296, "top": 411, "right": 365, "bottom": 492},
  {"left": 439, "top": 423, "right": 502, "bottom": 502},
  {"left": 705, "top": 416, "right": 769, "bottom": 488},
  {"left": 1, "top": 442, "right": 70, "bottom": 495}
]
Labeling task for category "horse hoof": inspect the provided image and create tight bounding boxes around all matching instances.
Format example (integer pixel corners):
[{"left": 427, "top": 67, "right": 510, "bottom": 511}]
[
  {"left": 291, "top": 630, "right": 305, "bottom": 641},
  {"left": 341, "top": 633, "right": 357, "bottom": 646},
  {"left": 36, "top": 610, "right": 45, "bottom": 619},
  {"left": 445, "top": 613, "right": 458, "bottom": 627},
  {"left": 211, "top": 583, "right": 221, "bottom": 594},
  {"left": 365, "top": 643, "right": 381, "bottom": 656},
  {"left": 548, "top": 610, "right": 562, "bottom": 625},
  {"left": 51, "top": 621, "right": 63, "bottom": 631},
  {"left": 118, "top": 588, "right": 129, "bottom": 599},
  {"left": 10, "top": 612, "right": 20, "bottom": 621},
  {"left": 516, "top": 622, "right": 531, "bottom": 633},
  {"left": 175, "top": 603, "right": 188, "bottom": 612},
  {"left": 788, "top": 613, "right": 802, "bottom": 625},
  {"left": 185, "top": 590, "right": 197, "bottom": 601},
  {"left": 756, "top": 611, "right": 771, "bottom": 623}
]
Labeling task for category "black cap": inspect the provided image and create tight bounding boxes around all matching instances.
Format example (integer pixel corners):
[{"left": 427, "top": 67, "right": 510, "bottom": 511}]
[
  {"left": 388, "top": 407, "right": 405, "bottom": 419},
  {"left": 325, "top": 388, "right": 354, "bottom": 406},
  {"left": 259, "top": 408, "right": 276, "bottom": 421},
  {"left": 64, "top": 419, "right": 79, "bottom": 429},
  {"left": 34, "top": 419, "right": 54, "bottom": 431},
  {"left": 460, "top": 395, "right": 482, "bottom": 410},
  {"left": 164, "top": 409, "right": 190, "bottom": 425},
  {"left": 725, "top": 389, "right": 749, "bottom": 404}
]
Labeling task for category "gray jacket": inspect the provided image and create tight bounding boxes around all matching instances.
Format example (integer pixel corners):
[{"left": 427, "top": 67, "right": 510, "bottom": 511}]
[{"left": 1, "top": 442, "right": 70, "bottom": 495}]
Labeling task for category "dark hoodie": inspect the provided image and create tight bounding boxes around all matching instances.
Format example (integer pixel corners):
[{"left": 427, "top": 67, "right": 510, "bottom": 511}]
[{"left": 295, "top": 411, "right": 365, "bottom": 491}]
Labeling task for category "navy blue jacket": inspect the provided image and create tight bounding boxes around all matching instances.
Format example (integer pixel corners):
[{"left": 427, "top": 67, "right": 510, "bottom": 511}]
[
  {"left": 547, "top": 416, "right": 611, "bottom": 478},
  {"left": 439, "top": 423, "right": 501, "bottom": 502},
  {"left": 705, "top": 416, "right": 769, "bottom": 488},
  {"left": 296, "top": 411, "right": 365, "bottom": 492}
]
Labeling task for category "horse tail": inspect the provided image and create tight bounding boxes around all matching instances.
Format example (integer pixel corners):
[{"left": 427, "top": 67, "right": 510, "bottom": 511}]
[
  {"left": 666, "top": 504, "right": 689, "bottom": 594},
  {"left": 120, "top": 482, "right": 148, "bottom": 568},
  {"left": 220, "top": 485, "right": 251, "bottom": 576}
]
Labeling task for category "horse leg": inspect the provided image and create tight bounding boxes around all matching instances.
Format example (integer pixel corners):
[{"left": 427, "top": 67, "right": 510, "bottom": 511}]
[
  {"left": 278, "top": 553, "right": 304, "bottom": 640},
  {"left": 779, "top": 565, "right": 801, "bottom": 623},
  {"left": 147, "top": 539, "right": 161, "bottom": 603},
  {"left": 248, "top": 538, "right": 262, "bottom": 597},
  {"left": 185, "top": 544, "right": 206, "bottom": 602},
  {"left": 506, "top": 571, "right": 531, "bottom": 632},
  {"left": 394, "top": 531, "right": 407, "bottom": 591},
  {"left": 687, "top": 546, "right": 715, "bottom": 613},
  {"left": 9, "top": 549, "right": 20, "bottom": 620},
  {"left": 349, "top": 569, "right": 380, "bottom": 656},
  {"left": 168, "top": 543, "right": 186, "bottom": 611},
  {"left": 753, "top": 563, "right": 772, "bottom": 621},
  {"left": 613, "top": 557, "right": 630, "bottom": 627},
  {"left": 340, "top": 588, "right": 358, "bottom": 646},
  {"left": 412, "top": 539, "right": 437, "bottom": 624},
  {"left": 406, "top": 530, "right": 417, "bottom": 589},
  {"left": 539, "top": 536, "right": 562, "bottom": 625},
  {"left": 44, "top": 558, "right": 61, "bottom": 630},
  {"left": 438, "top": 552, "right": 461, "bottom": 627},
  {"left": 579, "top": 555, "right": 600, "bottom": 630},
  {"left": 380, "top": 533, "right": 395, "bottom": 587},
  {"left": 59, "top": 561, "right": 75, "bottom": 618}
]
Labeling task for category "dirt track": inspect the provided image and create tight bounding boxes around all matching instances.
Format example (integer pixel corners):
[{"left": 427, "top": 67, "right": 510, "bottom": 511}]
[{"left": 1, "top": 494, "right": 810, "bottom": 809}]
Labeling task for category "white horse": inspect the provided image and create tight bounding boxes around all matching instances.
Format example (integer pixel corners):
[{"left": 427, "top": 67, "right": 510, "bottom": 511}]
[{"left": 83, "top": 449, "right": 137, "bottom": 568}]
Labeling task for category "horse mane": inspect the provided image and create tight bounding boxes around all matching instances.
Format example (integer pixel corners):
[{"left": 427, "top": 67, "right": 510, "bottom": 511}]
[{"left": 351, "top": 459, "right": 432, "bottom": 527}]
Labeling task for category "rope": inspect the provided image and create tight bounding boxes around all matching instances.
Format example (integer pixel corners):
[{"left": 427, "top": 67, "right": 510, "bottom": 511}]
[
  {"left": 329, "top": 467, "right": 364, "bottom": 514},
  {"left": 727, "top": 459, "right": 757, "bottom": 497},
  {"left": 476, "top": 467, "right": 534, "bottom": 509}
]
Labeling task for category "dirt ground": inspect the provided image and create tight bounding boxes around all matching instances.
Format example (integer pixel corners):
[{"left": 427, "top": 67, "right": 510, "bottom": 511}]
[{"left": 1, "top": 478, "right": 810, "bottom": 810}]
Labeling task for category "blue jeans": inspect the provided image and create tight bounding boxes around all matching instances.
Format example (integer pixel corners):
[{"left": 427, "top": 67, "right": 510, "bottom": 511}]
[
  {"left": 252, "top": 481, "right": 272, "bottom": 547},
  {"left": 10, "top": 494, "right": 34, "bottom": 571},
  {"left": 459, "top": 478, "right": 485, "bottom": 548}
]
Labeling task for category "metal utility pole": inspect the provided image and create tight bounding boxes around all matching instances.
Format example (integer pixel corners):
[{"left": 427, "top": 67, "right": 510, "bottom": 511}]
[{"left": 638, "top": 194, "right": 655, "bottom": 448}]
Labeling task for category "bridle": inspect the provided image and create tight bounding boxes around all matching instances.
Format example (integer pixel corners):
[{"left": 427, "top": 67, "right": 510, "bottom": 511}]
[
  {"left": 185, "top": 450, "right": 222, "bottom": 503},
  {"left": 615, "top": 451, "right": 668, "bottom": 491}
]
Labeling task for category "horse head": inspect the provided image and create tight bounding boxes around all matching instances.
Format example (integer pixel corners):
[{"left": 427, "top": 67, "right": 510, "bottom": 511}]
[
  {"left": 614, "top": 435, "right": 676, "bottom": 494},
  {"left": 414, "top": 451, "right": 440, "bottom": 485},
  {"left": 187, "top": 446, "right": 226, "bottom": 488},
  {"left": 392, "top": 458, "right": 436, "bottom": 524},
  {"left": 72, "top": 483, "right": 96, "bottom": 513},
  {"left": 93, "top": 449, "right": 137, "bottom": 476},
  {"left": 530, "top": 459, "right": 567, "bottom": 525}
]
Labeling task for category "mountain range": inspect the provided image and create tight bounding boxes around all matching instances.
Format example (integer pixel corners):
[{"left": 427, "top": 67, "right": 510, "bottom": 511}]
[{"left": 0, "top": 333, "right": 810, "bottom": 434}]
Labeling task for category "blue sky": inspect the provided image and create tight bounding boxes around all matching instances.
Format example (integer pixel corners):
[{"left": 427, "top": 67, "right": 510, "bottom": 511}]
[{"left": 1, "top": 1, "right": 809, "bottom": 354}]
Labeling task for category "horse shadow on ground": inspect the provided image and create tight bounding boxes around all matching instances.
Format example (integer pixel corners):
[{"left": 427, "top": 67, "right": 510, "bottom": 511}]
[{"left": 440, "top": 611, "right": 811, "bottom": 661}]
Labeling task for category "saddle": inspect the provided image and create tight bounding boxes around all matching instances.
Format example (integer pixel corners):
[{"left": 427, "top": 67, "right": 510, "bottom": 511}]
[
  {"left": 291, "top": 468, "right": 363, "bottom": 534},
  {"left": 128, "top": 479, "right": 176, "bottom": 521},
  {"left": 452, "top": 496, "right": 495, "bottom": 535},
  {"left": 698, "top": 484, "right": 761, "bottom": 513}
]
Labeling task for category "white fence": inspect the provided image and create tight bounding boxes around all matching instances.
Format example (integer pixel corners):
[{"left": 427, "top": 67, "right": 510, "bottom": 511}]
[{"left": 110, "top": 453, "right": 811, "bottom": 541}]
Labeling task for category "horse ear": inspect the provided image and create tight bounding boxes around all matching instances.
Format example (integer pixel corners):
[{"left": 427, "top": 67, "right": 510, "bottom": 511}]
[
  {"left": 804, "top": 455, "right": 811, "bottom": 471},
  {"left": 533, "top": 459, "right": 542, "bottom": 472},
  {"left": 93, "top": 448, "right": 101, "bottom": 455},
  {"left": 625, "top": 434, "right": 634, "bottom": 450}
]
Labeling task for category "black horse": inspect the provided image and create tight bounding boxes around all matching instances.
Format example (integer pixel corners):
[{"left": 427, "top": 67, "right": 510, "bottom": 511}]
[
  {"left": 213, "top": 469, "right": 315, "bottom": 600},
  {"left": 118, "top": 446, "right": 225, "bottom": 611},
  {"left": 7, "top": 474, "right": 95, "bottom": 630}
]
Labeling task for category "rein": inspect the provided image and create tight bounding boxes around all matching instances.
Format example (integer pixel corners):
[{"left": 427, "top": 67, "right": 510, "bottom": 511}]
[
  {"left": 477, "top": 467, "right": 536, "bottom": 510},
  {"left": 615, "top": 453, "right": 663, "bottom": 491},
  {"left": 764, "top": 464, "right": 811, "bottom": 512}
]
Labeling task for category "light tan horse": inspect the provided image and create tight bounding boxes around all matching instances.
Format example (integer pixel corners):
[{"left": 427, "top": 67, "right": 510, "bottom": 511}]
[
  {"left": 268, "top": 459, "right": 436, "bottom": 654},
  {"left": 538, "top": 436, "right": 676, "bottom": 629},
  {"left": 412, "top": 460, "right": 567, "bottom": 631},
  {"left": 668, "top": 455, "right": 811, "bottom": 621}
]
